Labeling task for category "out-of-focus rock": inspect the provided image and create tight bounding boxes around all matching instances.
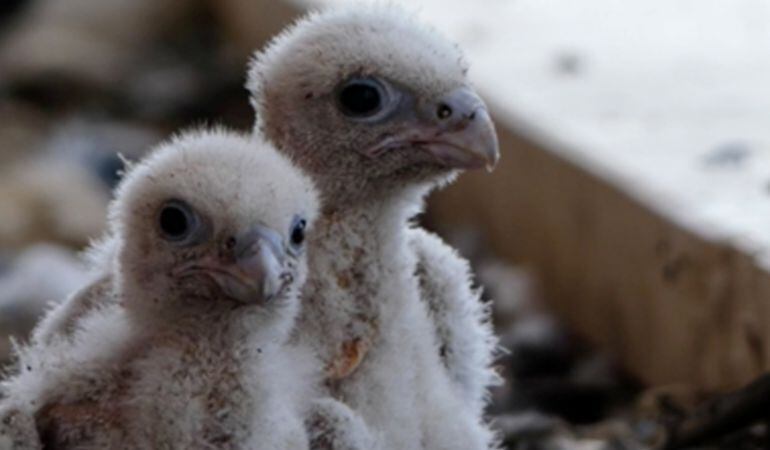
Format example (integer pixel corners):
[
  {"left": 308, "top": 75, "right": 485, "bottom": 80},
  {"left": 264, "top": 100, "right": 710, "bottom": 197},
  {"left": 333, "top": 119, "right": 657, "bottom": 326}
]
[
  {"left": 0, "top": 117, "right": 159, "bottom": 250},
  {"left": 43, "top": 118, "right": 162, "bottom": 184},
  {"left": 504, "top": 321, "right": 634, "bottom": 425},
  {"left": 0, "top": 243, "right": 91, "bottom": 360},
  {"left": 119, "top": 45, "right": 249, "bottom": 127},
  {"left": 496, "top": 412, "right": 662, "bottom": 449},
  {"left": 635, "top": 384, "right": 706, "bottom": 425},
  {"left": 495, "top": 412, "right": 623, "bottom": 450},
  {"left": 123, "top": 57, "right": 213, "bottom": 120},
  {"left": 494, "top": 412, "right": 570, "bottom": 449},
  {"left": 209, "top": 0, "right": 301, "bottom": 58},
  {"left": 0, "top": 100, "right": 50, "bottom": 166},
  {"left": 503, "top": 315, "right": 575, "bottom": 382},
  {"left": 0, "top": 0, "right": 196, "bottom": 89},
  {"left": 578, "top": 420, "right": 655, "bottom": 450},
  {"left": 0, "top": 0, "right": 30, "bottom": 26},
  {"left": 477, "top": 259, "right": 542, "bottom": 329},
  {"left": 0, "top": 158, "right": 108, "bottom": 250},
  {"left": 484, "top": 260, "right": 638, "bottom": 426}
]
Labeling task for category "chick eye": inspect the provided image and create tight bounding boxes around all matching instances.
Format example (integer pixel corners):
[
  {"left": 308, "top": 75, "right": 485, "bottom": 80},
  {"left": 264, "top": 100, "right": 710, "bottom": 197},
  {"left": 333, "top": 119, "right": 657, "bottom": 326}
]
[
  {"left": 337, "top": 77, "right": 389, "bottom": 118},
  {"left": 158, "top": 200, "right": 199, "bottom": 243},
  {"left": 289, "top": 216, "right": 307, "bottom": 249}
]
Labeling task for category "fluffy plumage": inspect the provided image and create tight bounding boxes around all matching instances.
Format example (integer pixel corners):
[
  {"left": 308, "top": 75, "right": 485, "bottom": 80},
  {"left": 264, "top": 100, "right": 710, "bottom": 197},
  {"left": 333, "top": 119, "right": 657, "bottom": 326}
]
[
  {"left": 248, "top": 5, "right": 500, "bottom": 448},
  {"left": 0, "top": 244, "right": 93, "bottom": 361},
  {"left": 0, "top": 129, "right": 321, "bottom": 449},
  {"left": 410, "top": 228, "right": 500, "bottom": 414}
]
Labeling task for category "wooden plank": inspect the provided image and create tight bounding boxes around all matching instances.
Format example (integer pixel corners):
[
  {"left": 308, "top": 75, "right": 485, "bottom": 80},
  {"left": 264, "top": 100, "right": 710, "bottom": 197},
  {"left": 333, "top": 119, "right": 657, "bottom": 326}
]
[
  {"left": 415, "top": 0, "right": 770, "bottom": 390},
  {"left": 429, "top": 125, "right": 770, "bottom": 390}
]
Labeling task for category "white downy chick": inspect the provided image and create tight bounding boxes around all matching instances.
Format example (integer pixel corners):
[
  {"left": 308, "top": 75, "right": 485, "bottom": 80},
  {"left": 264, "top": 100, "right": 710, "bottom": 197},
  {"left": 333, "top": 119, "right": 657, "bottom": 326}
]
[
  {"left": 0, "top": 129, "right": 320, "bottom": 449},
  {"left": 0, "top": 244, "right": 93, "bottom": 361},
  {"left": 248, "top": 5, "right": 500, "bottom": 449}
]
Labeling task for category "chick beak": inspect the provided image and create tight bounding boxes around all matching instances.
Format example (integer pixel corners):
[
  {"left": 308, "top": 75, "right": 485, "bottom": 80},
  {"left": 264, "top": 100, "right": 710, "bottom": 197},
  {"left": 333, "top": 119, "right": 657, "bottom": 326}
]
[
  {"left": 362, "top": 86, "right": 500, "bottom": 171},
  {"left": 422, "top": 86, "right": 500, "bottom": 171},
  {"left": 224, "top": 225, "right": 288, "bottom": 303},
  {"left": 177, "top": 225, "right": 288, "bottom": 304}
]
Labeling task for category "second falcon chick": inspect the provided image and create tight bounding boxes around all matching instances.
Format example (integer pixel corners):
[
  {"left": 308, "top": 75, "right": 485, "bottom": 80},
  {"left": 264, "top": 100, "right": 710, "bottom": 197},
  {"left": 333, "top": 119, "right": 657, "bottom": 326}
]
[
  {"left": 248, "top": 5, "right": 500, "bottom": 449},
  {"left": 0, "top": 129, "right": 320, "bottom": 449}
]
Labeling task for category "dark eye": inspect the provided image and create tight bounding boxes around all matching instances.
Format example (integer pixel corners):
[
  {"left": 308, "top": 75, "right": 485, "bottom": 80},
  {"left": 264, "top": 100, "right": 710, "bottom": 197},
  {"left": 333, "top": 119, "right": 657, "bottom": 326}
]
[
  {"left": 337, "top": 78, "right": 385, "bottom": 118},
  {"left": 158, "top": 200, "right": 198, "bottom": 243},
  {"left": 289, "top": 216, "right": 307, "bottom": 249}
]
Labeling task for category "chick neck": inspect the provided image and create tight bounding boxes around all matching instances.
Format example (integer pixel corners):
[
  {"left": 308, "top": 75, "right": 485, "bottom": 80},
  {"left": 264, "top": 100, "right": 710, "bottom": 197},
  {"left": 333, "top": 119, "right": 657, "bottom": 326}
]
[
  {"left": 295, "top": 173, "right": 436, "bottom": 380},
  {"left": 120, "top": 282, "right": 298, "bottom": 351}
]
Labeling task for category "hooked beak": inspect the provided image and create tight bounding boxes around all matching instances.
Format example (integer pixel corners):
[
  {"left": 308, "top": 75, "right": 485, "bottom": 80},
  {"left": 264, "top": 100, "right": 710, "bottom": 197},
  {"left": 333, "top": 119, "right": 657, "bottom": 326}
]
[
  {"left": 174, "top": 225, "right": 291, "bottom": 304},
  {"left": 363, "top": 86, "right": 500, "bottom": 171}
]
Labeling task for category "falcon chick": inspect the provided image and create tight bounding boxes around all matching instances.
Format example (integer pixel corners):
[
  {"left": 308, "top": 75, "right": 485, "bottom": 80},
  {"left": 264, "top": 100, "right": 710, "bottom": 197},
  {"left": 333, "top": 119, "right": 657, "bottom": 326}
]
[
  {"left": 0, "top": 129, "right": 320, "bottom": 449},
  {"left": 248, "top": 5, "right": 500, "bottom": 448}
]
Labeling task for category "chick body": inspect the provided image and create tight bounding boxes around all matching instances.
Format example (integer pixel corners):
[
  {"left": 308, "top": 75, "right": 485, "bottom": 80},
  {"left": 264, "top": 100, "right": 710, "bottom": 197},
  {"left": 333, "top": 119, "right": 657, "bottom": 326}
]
[{"left": 0, "top": 130, "right": 319, "bottom": 450}]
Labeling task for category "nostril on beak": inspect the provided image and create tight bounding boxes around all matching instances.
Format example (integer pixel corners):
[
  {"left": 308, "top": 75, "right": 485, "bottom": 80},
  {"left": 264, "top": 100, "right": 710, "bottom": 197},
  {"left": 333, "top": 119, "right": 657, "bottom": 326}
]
[
  {"left": 436, "top": 103, "right": 453, "bottom": 120},
  {"left": 468, "top": 110, "right": 477, "bottom": 120},
  {"left": 225, "top": 236, "right": 237, "bottom": 251}
]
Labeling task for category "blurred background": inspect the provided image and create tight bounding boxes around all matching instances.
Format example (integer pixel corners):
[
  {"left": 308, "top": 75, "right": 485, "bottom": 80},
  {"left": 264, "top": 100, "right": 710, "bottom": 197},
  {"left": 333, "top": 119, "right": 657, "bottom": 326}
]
[{"left": 1, "top": 0, "right": 769, "bottom": 448}]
